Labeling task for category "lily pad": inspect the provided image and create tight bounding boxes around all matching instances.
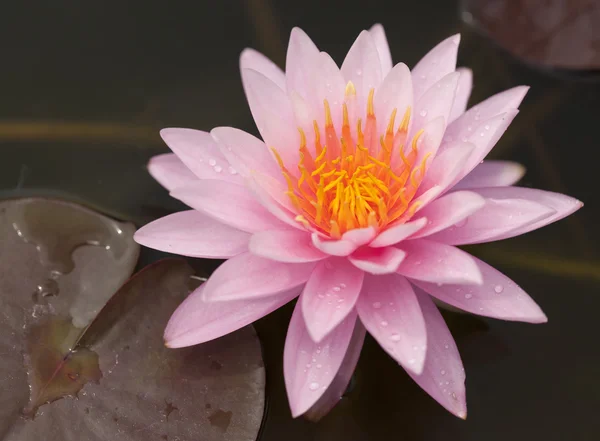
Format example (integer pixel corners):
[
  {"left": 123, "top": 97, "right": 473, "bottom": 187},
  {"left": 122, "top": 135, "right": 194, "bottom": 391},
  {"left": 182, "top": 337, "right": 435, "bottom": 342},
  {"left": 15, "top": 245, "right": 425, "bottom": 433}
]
[{"left": 0, "top": 199, "right": 265, "bottom": 441}]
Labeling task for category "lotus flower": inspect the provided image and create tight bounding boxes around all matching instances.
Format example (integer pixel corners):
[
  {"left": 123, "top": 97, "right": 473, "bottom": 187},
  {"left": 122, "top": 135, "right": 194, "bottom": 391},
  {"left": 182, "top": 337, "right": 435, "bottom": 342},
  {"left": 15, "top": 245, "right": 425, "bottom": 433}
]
[{"left": 134, "top": 25, "right": 583, "bottom": 419}]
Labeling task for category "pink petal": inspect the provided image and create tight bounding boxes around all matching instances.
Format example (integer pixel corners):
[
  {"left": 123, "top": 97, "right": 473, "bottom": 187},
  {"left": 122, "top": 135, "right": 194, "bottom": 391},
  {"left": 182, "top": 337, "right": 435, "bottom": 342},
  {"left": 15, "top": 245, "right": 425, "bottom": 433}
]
[
  {"left": 171, "top": 179, "right": 286, "bottom": 233},
  {"left": 284, "top": 302, "right": 358, "bottom": 417},
  {"left": 147, "top": 153, "right": 198, "bottom": 191},
  {"left": 211, "top": 127, "right": 282, "bottom": 180},
  {"left": 411, "top": 72, "right": 460, "bottom": 138},
  {"left": 410, "top": 191, "right": 486, "bottom": 239},
  {"left": 302, "top": 322, "right": 366, "bottom": 421},
  {"left": 241, "top": 68, "right": 299, "bottom": 169},
  {"left": 370, "top": 218, "right": 428, "bottom": 248},
  {"left": 246, "top": 175, "right": 303, "bottom": 230},
  {"left": 468, "top": 187, "right": 583, "bottom": 240},
  {"left": 134, "top": 210, "right": 250, "bottom": 258},
  {"left": 450, "top": 110, "right": 520, "bottom": 186},
  {"left": 311, "top": 52, "right": 346, "bottom": 131},
  {"left": 397, "top": 239, "right": 483, "bottom": 285},
  {"left": 349, "top": 246, "right": 407, "bottom": 275},
  {"left": 160, "top": 128, "right": 241, "bottom": 183},
  {"left": 165, "top": 284, "right": 299, "bottom": 348},
  {"left": 374, "top": 62, "right": 412, "bottom": 138},
  {"left": 356, "top": 274, "right": 427, "bottom": 374},
  {"left": 440, "top": 86, "right": 528, "bottom": 157},
  {"left": 249, "top": 229, "right": 327, "bottom": 263},
  {"left": 369, "top": 24, "right": 393, "bottom": 76},
  {"left": 286, "top": 27, "right": 321, "bottom": 102},
  {"left": 452, "top": 160, "right": 526, "bottom": 190},
  {"left": 310, "top": 228, "right": 377, "bottom": 258},
  {"left": 411, "top": 34, "right": 460, "bottom": 101},
  {"left": 301, "top": 258, "right": 364, "bottom": 342},
  {"left": 413, "top": 255, "right": 547, "bottom": 323},
  {"left": 449, "top": 67, "right": 472, "bottom": 123},
  {"left": 341, "top": 30, "right": 383, "bottom": 116},
  {"left": 202, "top": 252, "right": 315, "bottom": 302},
  {"left": 240, "top": 47, "right": 286, "bottom": 90},
  {"left": 407, "top": 289, "right": 467, "bottom": 419},
  {"left": 427, "top": 196, "right": 556, "bottom": 245},
  {"left": 413, "top": 141, "right": 476, "bottom": 204},
  {"left": 406, "top": 116, "right": 446, "bottom": 172}
]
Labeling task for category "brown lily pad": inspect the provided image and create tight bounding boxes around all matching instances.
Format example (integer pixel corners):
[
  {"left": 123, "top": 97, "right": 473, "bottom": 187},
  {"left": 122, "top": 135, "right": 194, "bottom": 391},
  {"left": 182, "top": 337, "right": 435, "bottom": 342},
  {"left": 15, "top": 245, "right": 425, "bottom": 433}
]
[
  {"left": 0, "top": 199, "right": 265, "bottom": 441},
  {"left": 462, "top": 0, "right": 600, "bottom": 71}
]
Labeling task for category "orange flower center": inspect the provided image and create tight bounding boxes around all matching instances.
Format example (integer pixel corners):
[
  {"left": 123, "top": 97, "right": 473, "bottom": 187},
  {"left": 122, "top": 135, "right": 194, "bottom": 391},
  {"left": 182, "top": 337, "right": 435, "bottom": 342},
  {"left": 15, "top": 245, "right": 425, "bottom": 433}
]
[{"left": 273, "top": 82, "right": 430, "bottom": 239}]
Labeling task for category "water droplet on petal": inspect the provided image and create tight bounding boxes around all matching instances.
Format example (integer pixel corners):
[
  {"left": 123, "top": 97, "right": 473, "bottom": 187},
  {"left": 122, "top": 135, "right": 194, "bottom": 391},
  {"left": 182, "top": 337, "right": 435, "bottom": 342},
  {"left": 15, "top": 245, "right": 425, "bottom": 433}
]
[
  {"left": 390, "top": 333, "right": 401, "bottom": 342},
  {"left": 214, "top": 165, "right": 222, "bottom": 173},
  {"left": 228, "top": 166, "right": 237, "bottom": 175},
  {"left": 464, "top": 293, "right": 473, "bottom": 299},
  {"left": 484, "top": 124, "right": 490, "bottom": 130},
  {"left": 309, "top": 382, "right": 320, "bottom": 391},
  {"left": 380, "top": 320, "right": 388, "bottom": 327},
  {"left": 494, "top": 284, "right": 504, "bottom": 293},
  {"left": 372, "top": 301, "right": 382, "bottom": 309},
  {"left": 208, "top": 159, "right": 217, "bottom": 166},
  {"left": 332, "top": 286, "right": 341, "bottom": 292},
  {"left": 444, "top": 344, "right": 449, "bottom": 349},
  {"left": 440, "top": 370, "right": 446, "bottom": 375},
  {"left": 340, "top": 283, "right": 347, "bottom": 288},
  {"left": 316, "top": 364, "right": 322, "bottom": 369},
  {"left": 419, "top": 109, "right": 428, "bottom": 117}
]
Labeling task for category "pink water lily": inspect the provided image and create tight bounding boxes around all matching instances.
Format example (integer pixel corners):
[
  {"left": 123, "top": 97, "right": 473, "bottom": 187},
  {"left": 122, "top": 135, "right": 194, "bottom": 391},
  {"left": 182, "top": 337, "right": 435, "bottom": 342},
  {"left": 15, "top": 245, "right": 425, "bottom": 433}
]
[{"left": 135, "top": 24, "right": 583, "bottom": 419}]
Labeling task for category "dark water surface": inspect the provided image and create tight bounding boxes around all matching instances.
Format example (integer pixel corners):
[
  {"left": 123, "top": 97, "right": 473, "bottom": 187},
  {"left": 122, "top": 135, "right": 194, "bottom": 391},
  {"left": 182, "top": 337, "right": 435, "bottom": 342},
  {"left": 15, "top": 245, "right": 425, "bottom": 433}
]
[{"left": 0, "top": 1, "right": 598, "bottom": 440}]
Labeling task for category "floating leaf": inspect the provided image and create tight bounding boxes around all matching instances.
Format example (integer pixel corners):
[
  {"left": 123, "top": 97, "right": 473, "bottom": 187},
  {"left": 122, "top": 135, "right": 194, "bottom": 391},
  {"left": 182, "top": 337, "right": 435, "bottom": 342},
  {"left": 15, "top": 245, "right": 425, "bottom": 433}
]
[
  {"left": 462, "top": 0, "right": 600, "bottom": 71},
  {"left": 0, "top": 199, "right": 265, "bottom": 441}
]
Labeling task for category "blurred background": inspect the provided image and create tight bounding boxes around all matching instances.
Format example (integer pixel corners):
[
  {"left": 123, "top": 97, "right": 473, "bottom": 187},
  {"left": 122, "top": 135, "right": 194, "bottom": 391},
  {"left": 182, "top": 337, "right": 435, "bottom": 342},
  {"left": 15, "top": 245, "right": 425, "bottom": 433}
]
[{"left": 0, "top": 0, "right": 598, "bottom": 440}]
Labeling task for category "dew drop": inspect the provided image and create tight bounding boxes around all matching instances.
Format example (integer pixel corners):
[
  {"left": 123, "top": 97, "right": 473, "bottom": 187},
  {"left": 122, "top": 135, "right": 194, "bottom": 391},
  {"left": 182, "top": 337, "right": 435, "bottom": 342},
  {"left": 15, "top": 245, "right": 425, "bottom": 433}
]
[
  {"left": 340, "top": 283, "right": 347, "bottom": 288},
  {"left": 332, "top": 286, "right": 341, "bottom": 292},
  {"left": 309, "top": 382, "right": 320, "bottom": 391},
  {"left": 408, "top": 358, "right": 416, "bottom": 364},
  {"left": 208, "top": 159, "right": 217, "bottom": 166},
  {"left": 464, "top": 293, "right": 473, "bottom": 299},
  {"left": 444, "top": 344, "right": 449, "bottom": 349},
  {"left": 494, "top": 284, "right": 504, "bottom": 294},
  {"left": 389, "top": 333, "right": 401, "bottom": 342},
  {"left": 467, "top": 125, "right": 472, "bottom": 132},
  {"left": 306, "top": 363, "right": 312, "bottom": 368},
  {"left": 372, "top": 301, "right": 382, "bottom": 309},
  {"left": 228, "top": 166, "right": 237, "bottom": 175},
  {"left": 380, "top": 320, "right": 388, "bottom": 327},
  {"left": 312, "top": 358, "right": 317, "bottom": 363},
  {"left": 316, "top": 364, "right": 322, "bottom": 369},
  {"left": 356, "top": 69, "right": 362, "bottom": 76},
  {"left": 440, "top": 370, "right": 446, "bottom": 375},
  {"left": 484, "top": 124, "right": 490, "bottom": 130},
  {"left": 317, "top": 293, "right": 325, "bottom": 299},
  {"left": 213, "top": 165, "right": 222, "bottom": 173},
  {"left": 479, "top": 132, "right": 485, "bottom": 137},
  {"left": 419, "top": 109, "right": 428, "bottom": 117}
]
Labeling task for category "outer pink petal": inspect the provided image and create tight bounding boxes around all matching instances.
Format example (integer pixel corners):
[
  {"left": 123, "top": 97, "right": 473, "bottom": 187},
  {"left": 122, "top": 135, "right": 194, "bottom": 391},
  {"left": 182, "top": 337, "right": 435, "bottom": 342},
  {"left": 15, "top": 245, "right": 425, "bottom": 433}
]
[
  {"left": 349, "top": 246, "right": 407, "bottom": 275},
  {"left": 369, "top": 24, "right": 393, "bottom": 76},
  {"left": 411, "top": 142, "right": 476, "bottom": 207},
  {"left": 411, "top": 72, "right": 460, "bottom": 139},
  {"left": 439, "top": 86, "right": 528, "bottom": 156},
  {"left": 311, "top": 52, "right": 346, "bottom": 131},
  {"left": 201, "top": 252, "right": 315, "bottom": 302},
  {"left": 397, "top": 239, "right": 483, "bottom": 285},
  {"left": 468, "top": 187, "right": 583, "bottom": 240},
  {"left": 450, "top": 110, "right": 520, "bottom": 186},
  {"left": 211, "top": 127, "right": 282, "bottom": 180},
  {"left": 286, "top": 27, "right": 321, "bottom": 102},
  {"left": 246, "top": 175, "right": 304, "bottom": 230},
  {"left": 401, "top": 116, "right": 445, "bottom": 172},
  {"left": 452, "top": 160, "right": 526, "bottom": 190},
  {"left": 411, "top": 34, "right": 460, "bottom": 101},
  {"left": 302, "top": 322, "right": 366, "bottom": 421},
  {"left": 249, "top": 229, "right": 327, "bottom": 263},
  {"left": 449, "top": 67, "right": 472, "bottom": 123},
  {"left": 147, "top": 153, "right": 198, "bottom": 191},
  {"left": 240, "top": 48, "right": 286, "bottom": 90},
  {"left": 341, "top": 30, "right": 383, "bottom": 116},
  {"left": 370, "top": 218, "right": 428, "bottom": 248},
  {"left": 171, "top": 179, "right": 286, "bottom": 233},
  {"left": 165, "top": 284, "right": 299, "bottom": 348},
  {"left": 413, "top": 255, "right": 547, "bottom": 323},
  {"left": 427, "top": 197, "right": 556, "bottom": 245},
  {"left": 284, "top": 302, "right": 358, "bottom": 417},
  {"left": 241, "top": 68, "right": 299, "bottom": 169},
  {"left": 160, "top": 128, "right": 241, "bottom": 183},
  {"left": 407, "top": 289, "right": 467, "bottom": 419},
  {"left": 374, "top": 62, "right": 412, "bottom": 139},
  {"left": 409, "top": 191, "right": 486, "bottom": 239},
  {"left": 301, "top": 258, "right": 364, "bottom": 342},
  {"left": 134, "top": 211, "right": 249, "bottom": 258},
  {"left": 356, "top": 274, "right": 427, "bottom": 374}
]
